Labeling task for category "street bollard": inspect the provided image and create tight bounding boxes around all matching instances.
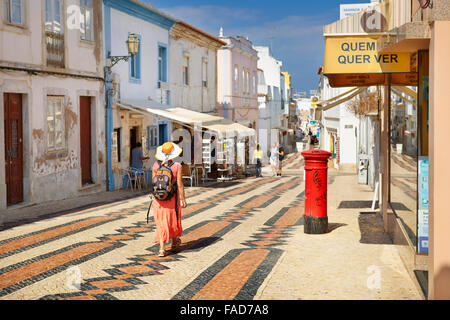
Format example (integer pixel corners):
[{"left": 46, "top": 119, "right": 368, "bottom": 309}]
[{"left": 302, "top": 150, "right": 331, "bottom": 234}]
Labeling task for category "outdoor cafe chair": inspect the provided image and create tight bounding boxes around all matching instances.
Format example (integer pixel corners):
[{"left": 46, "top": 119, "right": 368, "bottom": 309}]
[{"left": 181, "top": 164, "right": 195, "bottom": 187}]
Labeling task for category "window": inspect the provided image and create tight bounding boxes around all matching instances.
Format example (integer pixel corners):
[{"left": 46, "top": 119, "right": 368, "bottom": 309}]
[
  {"left": 258, "top": 70, "right": 265, "bottom": 86},
  {"left": 147, "top": 126, "right": 158, "bottom": 149},
  {"left": 4, "top": 0, "right": 24, "bottom": 25},
  {"left": 158, "top": 45, "right": 167, "bottom": 86},
  {"left": 47, "top": 96, "right": 65, "bottom": 150},
  {"left": 45, "top": 0, "right": 64, "bottom": 67},
  {"left": 202, "top": 61, "right": 208, "bottom": 88},
  {"left": 253, "top": 73, "right": 256, "bottom": 94},
  {"left": 234, "top": 66, "right": 239, "bottom": 93},
  {"left": 182, "top": 56, "right": 189, "bottom": 86},
  {"left": 247, "top": 70, "right": 250, "bottom": 94},
  {"left": 242, "top": 69, "right": 246, "bottom": 93},
  {"left": 130, "top": 34, "right": 141, "bottom": 80},
  {"left": 45, "top": 0, "right": 63, "bottom": 33},
  {"left": 80, "top": 0, "right": 93, "bottom": 41},
  {"left": 114, "top": 128, "right": 121, "bottom": 162}
]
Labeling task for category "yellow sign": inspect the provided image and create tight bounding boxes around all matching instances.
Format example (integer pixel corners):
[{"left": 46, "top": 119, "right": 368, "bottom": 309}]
[{"left": 323, "top": 36, "right": 411, "bottom": 74}]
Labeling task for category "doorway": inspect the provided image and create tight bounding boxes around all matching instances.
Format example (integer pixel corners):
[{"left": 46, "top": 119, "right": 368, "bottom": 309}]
[
  {"left": 129, "top": 126, "right": 138, "bottom": 167},
  {"left": 4, "top": 93, "right": 24, "bottom": 206},
  {"left": 80, "top": 96, "right": 92, "bottom": 185},
  {"left": 158, "top": 122, "right": 168, "bottom": 145}
]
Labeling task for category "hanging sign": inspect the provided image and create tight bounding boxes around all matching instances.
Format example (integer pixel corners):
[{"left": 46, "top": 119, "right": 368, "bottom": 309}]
[
  {"left": 323, "top": 36, "right": 411, "bottom": 74},
  {"left": 326, "top": 72, "right": 418, "bottom": 87}
]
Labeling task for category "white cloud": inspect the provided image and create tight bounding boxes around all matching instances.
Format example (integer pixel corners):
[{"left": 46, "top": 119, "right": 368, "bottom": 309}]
[{"left": 161, "top": 5, "right": 331, "bottom": 90}]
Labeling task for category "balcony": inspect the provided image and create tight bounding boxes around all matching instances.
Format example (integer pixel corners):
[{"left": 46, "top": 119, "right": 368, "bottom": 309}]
[{"left": 46, "top": 31, "right": 65, "bottom": 68}]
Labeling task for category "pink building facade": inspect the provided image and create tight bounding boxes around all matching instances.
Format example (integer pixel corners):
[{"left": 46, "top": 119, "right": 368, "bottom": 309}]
[{"left": 216, "top": 30, "right": 258, "bottom": 131}]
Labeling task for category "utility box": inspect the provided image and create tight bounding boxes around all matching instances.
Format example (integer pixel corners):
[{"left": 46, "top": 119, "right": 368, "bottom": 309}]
[{"left": 358, "top": 154, "right": 369, "bottom": 185}]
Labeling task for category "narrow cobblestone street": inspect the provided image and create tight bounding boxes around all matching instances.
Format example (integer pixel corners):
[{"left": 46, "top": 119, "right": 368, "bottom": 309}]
[{"left": 0, "top": 153, "right": 423, "bottom": 300}]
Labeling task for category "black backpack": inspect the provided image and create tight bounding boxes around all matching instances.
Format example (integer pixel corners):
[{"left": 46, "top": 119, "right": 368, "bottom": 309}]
[{"left": 152, "top": 161, "right": 177, "bottom": 201}]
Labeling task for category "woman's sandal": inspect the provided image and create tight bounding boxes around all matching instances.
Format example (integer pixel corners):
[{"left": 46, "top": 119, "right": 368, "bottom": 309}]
[
  {"left": 171, "top": 237, "right": 182, "bottom": 250},
  {"left": 158, "top": 250, "right": 166, "bottom": 257}
]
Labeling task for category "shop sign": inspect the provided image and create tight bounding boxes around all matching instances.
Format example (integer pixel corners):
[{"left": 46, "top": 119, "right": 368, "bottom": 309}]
[
  {"left": 326, "top": 72, "right": 418, "bottom": 88},
  {"left": 324, "top": 36, "right": 411, "bottom": 74},
  {"left": 418, "top": 156, "right": 429, "bottom": 254}
]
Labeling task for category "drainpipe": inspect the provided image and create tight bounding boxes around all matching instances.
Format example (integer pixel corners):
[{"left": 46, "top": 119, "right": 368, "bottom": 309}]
[{"left": 105, "top": 66, "right": 115, "bottom": 191}]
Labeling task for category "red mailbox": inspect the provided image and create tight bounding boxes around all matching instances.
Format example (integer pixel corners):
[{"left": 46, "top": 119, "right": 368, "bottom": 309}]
[{"left": 301, "top": 150, "right": 331, "bottom": 234}]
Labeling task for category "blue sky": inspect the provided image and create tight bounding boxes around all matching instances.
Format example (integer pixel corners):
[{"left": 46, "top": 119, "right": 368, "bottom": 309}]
[{"left": 143, "top": 0, "right": 370, "bottom": 93}]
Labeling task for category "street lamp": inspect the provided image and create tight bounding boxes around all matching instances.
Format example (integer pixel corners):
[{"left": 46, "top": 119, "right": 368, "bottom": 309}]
[
  {"left": 106, "top": 33, "right": 140, "bottom": 68},
  {"left": 104, "top": 33, "right": 140, "bottom": 191}
]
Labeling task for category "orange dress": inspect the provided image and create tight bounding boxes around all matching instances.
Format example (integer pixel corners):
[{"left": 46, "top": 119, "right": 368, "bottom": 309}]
[{"left": 152, "top": 161, "right": 183, "bottom": 244}]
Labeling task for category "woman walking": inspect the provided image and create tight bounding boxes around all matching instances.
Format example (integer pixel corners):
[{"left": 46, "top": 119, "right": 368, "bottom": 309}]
[
  {"left": 270, "top": 144, "right": 279, "bottom": 177},
  {"left": 253, "top": 144, "right": 263, "bottom": 177},
  {"left": 152, "top": 142, "right": 187, "bottom": 257}
]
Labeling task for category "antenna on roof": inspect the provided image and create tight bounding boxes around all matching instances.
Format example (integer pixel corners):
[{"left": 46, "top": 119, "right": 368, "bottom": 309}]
[{"left": 219, "top": 27, "right": 223, "bottom": 37}]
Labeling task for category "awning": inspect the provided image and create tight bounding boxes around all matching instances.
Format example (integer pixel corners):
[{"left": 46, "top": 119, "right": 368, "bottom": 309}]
[
  {"left": 117, "top": 99, "right": 224, "bottom": 128},
  {"left": 117, "top": 99, "right": 255, "bottom": 137},
  {"left": 203, "top": 121, "right": 256, "bottom": 137},
  {"left": 317, "top": 87, "right": 368, "bottom": 112}
]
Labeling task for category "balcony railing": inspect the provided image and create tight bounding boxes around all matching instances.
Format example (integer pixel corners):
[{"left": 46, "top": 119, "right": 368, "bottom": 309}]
[{"left": 46, "top": 31, "right": 65, "bottom": 68}]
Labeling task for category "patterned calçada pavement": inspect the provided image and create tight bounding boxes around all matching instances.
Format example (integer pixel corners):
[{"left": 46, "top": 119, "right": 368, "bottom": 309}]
[{"left": 0, "top": 153, "right": 308, "bottom": 300}]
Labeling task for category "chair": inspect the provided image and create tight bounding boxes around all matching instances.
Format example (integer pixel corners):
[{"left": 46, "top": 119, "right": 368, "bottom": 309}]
[
  {"left": 194, "top": 165, "right": 204, "bottom": 185},
  {"left": 127, "top": 167, "right": 145, "bottom": 191},
  {"left": 181, "top": 164, "right": 195, "bottom": 187}
]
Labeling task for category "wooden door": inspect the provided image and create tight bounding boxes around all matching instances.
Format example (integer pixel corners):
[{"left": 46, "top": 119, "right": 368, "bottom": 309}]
[
  {"left": 79, "top": 96, "right": 92, "bottom": 185},
  {"left": 4, "top": 93, "right": 23, "bottom": 206}
]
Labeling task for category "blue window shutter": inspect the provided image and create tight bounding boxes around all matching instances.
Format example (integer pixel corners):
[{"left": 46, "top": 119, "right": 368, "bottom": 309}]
[
  {"left": 163, "top": 47, "right": 167, "bottom": 82},
  {"left": 136, "top": 35, "right": 141, "bottom": 79}
]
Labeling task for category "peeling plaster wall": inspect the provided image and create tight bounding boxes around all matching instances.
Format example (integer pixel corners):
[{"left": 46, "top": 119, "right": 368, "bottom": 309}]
[
  {"left": 0, "top": 71, "right": 106, "bottom": 209},
  {"left": 29, "top": 77, "right": 106, "bottom": 204}
]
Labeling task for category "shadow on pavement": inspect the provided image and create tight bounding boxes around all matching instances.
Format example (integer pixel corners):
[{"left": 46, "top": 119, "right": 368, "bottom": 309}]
[
  {"left": 358, "top": 212, "right": 393, "bottom": 245},
  {"left": 327, "top": 223, "right": 347, "bottom": 233},
  {"left": 172, "top": 236, "right": 221, "bottom": 254}
]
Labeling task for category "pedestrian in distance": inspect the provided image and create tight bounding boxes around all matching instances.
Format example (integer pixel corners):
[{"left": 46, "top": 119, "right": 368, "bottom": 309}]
[
  {"left": 253, "top": 144, "right": 263, "bottom": 177},
  {"left": 277, "top": 142, "right": 285, "bottom": 177},
  {"left": 131, "top": 142, "right": 150, "bottom": 186},
  {"left": 270, "top": 143, "right": 279, "bottom": 177},
  {"left": 308, "top": 130, "right": 313, "bottom": 150},
  {"left": 152, "top": 142, "right": 187, "bottom": 257},
  {"left": 131, "top": 142, "right": 149, "bottom": 169}
]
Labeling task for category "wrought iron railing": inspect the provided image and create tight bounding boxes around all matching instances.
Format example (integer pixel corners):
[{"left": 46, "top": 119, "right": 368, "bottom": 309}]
[{"left": 45, "top": 31, "right": 65, "bottom": 68}]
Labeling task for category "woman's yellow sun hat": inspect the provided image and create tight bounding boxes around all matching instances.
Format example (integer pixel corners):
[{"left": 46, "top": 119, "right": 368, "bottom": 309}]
[{"left": 155, "top": 142, "right": 182, "bottom": 163}]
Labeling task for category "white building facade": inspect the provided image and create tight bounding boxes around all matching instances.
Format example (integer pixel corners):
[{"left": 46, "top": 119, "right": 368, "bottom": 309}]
[
  {"left": 0, "top": 0, "right": 106, "bottom": 209},
  {"left": 317, "top": 75, "right": 360, "bottom": 170},
  {"left": 169, "top": 21, "right": 225, "bottom": 114},
  {"left": 255, "top": 46, "right": 284, "bottom": 160},
  {"left": 103, "top": 0, "right": 176, "bottom": 184}
]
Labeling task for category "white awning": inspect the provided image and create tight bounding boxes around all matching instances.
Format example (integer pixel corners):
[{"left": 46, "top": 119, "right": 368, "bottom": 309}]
[
  {"left": 117, "top": 99, "right": 224, "bottom": 128},
  {"left": 117, "top": 99, "right": 255, "bottom": 137},
  {"left": 202, "top": 121, "right": 256, "bottom": 137}
]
